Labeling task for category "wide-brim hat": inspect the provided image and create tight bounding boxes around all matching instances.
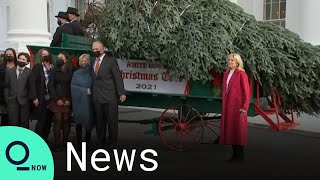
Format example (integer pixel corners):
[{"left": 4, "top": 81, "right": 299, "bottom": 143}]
[
  {"left": 55, "top": 11, "right": 69, "bottom": 20},
  {"left": 66, "top": 7, "right": 80, "bottom": 16}
]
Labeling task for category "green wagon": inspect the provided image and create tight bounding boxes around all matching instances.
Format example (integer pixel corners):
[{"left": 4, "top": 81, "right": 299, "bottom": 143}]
[{"left": 27, "top": 34, "right": 300, "bottom": 151}]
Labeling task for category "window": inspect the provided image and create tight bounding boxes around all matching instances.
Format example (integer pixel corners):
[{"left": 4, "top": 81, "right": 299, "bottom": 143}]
[{"left": 264, "top": 0, "right": 286, "bottom": 28}]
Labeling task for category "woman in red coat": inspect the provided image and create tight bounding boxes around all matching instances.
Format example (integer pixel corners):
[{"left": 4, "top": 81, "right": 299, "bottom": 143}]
[{"left": 219, "top": 53, "right": 250, "bottom": 162}]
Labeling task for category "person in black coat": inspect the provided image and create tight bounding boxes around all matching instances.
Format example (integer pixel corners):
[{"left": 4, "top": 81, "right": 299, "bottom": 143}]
[
  {"left": 50, "top": 12, "right": 73, "bottom": 47},
  {"left": 29, "top": 48, "right": 54, "bottom": 144},
  {"left": 66, "top": 7, "right": 85, "bottom": 36},
  {"left": 0, "top": 48, "right": 17, "bottom": 126},
  {"left": 48, "top": 52, "right": 73, "bottom": 151}
]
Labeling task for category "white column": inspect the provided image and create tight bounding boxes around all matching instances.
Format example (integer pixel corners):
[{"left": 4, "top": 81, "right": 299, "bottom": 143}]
[
  {"left": 286, "top": 0, "right": 320, "bottom": 45},
  {"left": 0, "top": 4, "right": 6, "bottom": 50},
  {"left": 1, "top": 0, "right": 51, "bottom": 52}
]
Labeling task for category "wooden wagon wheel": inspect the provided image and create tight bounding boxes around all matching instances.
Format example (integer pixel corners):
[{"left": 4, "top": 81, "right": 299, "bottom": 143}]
[
  {"left": 158, "top": 104, "right": 204, "bottom": 152},
  {"left": 200, "top": 113, "right": 221, "bottom": 144}
]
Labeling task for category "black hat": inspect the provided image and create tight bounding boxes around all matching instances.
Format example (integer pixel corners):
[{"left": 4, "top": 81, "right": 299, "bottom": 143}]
[
  {"left": 55, "top": 11, "right": 69, "bottom": 20},
  {"left": 66, "top": 7, "right": 80, "bottom": 16}
]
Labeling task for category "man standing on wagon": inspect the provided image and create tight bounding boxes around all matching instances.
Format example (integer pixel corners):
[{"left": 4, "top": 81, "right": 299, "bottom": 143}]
[
  {"left": 91, "top": 40, "right": 126, "bottom": 149},
  {"left": 66, "top": 7, "right": 85, "bottom": 37},
  {"left": 50, "top": 11, "right": 73, "bottom": 47}
]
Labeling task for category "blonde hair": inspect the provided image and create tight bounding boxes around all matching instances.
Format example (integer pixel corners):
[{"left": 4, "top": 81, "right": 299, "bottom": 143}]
[
  {"left": 78, "top": 53, "right": 90, "bottom": 66},
  {"left": 226, "top": 53, "right": 244, "bottom": 71}
]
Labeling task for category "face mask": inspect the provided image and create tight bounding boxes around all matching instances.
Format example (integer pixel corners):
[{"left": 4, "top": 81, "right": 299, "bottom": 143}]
[
  {"left": 43, "top": 55, "right": 51, "bottom": 62},
  {"left": 55, "top": 59, "right": 64, "bottom": 67},
  {"left": 81, "top": 63, "right": 89, "bottom": 69},
  {"left": 17, "top": 61, "right": 26, "bottom": 67},
  {"left": 92, "top": 51, "right": 101, "bottom": 57},
  {"left": 57, "top": 20, "right": 62, "bottom": 26},
  {"left": 4, "top": 55, "right": 14, "bottom": 62}
]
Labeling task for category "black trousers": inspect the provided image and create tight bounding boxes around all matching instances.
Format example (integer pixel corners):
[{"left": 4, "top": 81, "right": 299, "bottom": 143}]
[
  {"left": 93, "top": 101, "right": 119, "bottom": 147},
  {"left": 7, "top": 99, "right": 30, "bottom": 128},
  {"left": 0, "top": 113, "right": 8, "bottom": 126},
  {"left": 34, "top": 103, "right": 53, "bottom": 143}
]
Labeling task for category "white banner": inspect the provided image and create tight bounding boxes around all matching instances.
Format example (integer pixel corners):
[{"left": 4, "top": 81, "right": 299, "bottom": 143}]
[{"left": 117, "top": 59, "right": 188, "bottom": 95}]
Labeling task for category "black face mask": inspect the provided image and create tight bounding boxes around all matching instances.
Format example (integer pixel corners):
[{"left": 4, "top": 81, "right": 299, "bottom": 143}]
[
  {"left": 57, "top": 20, "right": 62, "bottom": 26},
  {"left": 17, "top": 61, "right": 26, "bottom": 67},
  {"left": 55, "top": 59, "right": 64, "bottom": 67},
  {"left": 43, "top": 55, "right": 51, "bottom": 62},
  {"left": 92, "top": 51, "right": 101, "bottom": 57},
  {"left": 4, "top": 55, "right": 14, "bottom": 62}
]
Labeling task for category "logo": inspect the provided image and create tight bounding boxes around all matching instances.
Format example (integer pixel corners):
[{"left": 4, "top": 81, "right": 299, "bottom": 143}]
[{"left": 0, "top": 126, "right": 54, "bottom": 179}]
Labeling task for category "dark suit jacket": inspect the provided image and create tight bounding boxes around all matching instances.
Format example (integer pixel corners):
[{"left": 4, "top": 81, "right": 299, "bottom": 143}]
[
  {"left": 29, "top": 63, "right": 52, "bottom": 104},
  {"left": 70, "top": 20, "right": 85, "bottom": 36},
  {"left": 4, "top": 67, "right": 31, "bottom": 105},
  {"left": 92, "top": 54, "right": 125, "bottom": 103},
  {"left": 50, "top": 23, "right": 73, "bottom": 47},
  {"left": 0, "top": 61, "right": 8, "bottom": 106}
]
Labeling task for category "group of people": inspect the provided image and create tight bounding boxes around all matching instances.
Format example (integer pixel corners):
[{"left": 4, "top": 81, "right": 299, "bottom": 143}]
[
  {"left": 0, "top": 43, "right": 250, "bottom": 162},
  {"left": 0, "top": 40, "right": 126, "bottom": 152},
  {"left": 50, "top": 7, "right": 85, "bottom": 47}
]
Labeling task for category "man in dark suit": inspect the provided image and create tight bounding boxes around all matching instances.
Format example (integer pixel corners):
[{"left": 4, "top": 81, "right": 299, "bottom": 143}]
[
  {"left": 66, "top": 7, "right": 85, "bottom": 36},
  {"left": 4, "top": 52, "right": 32, "bottom": 128},
  {"left": 91, "top": 40, "right": 126, "bottom": 149},
  {"left": 50, "top": 11, "right": 73, "bottom": 47}
]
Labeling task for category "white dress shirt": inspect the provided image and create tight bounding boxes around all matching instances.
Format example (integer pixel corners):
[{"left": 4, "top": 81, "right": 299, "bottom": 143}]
[
  {"left": 93, "top": 53, "right": 106, "bottom": 71},
  {"left": 226, "top": 69, "right": 235, "bottom": 89}
]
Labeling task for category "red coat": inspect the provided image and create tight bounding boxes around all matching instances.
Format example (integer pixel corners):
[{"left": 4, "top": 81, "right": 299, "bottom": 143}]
[{"left": 219, "top": 69, "right": 250, "bottom": 146}]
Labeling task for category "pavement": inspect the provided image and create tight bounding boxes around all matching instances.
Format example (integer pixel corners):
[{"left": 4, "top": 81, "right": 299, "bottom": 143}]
[{"left": 28, "top": 107, "right": 320, "bottom": 179}]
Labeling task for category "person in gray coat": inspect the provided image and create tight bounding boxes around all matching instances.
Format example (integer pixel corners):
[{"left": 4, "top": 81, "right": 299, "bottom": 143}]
[{"left": 4, "top": 52, "right": 31, "bottom": 128}]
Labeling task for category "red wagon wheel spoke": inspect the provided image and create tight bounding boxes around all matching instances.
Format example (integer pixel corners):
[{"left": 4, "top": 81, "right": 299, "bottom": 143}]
[
  {"left": 183, "top": 107, "right": 191, "bottom": 123},
  {"left": 200, "top": 113, "right": 221, "bottom": 144},
  {"left": 179, "top": 104, "right": 183, "bottom": 123},
  {"left": 185, "top": 128, "right": 202, "bottom": 143},
  {"left": 185, "top": 114, "right": 200, "bottom": 125},
  {"left": 158, "top": 104, "right": 204, "bottom": 151},
  {"left": 162, "top": 115, "right": 179, "bottom": 126}
]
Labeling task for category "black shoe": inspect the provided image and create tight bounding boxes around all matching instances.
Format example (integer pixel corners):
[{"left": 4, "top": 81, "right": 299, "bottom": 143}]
[
  {"left": 226, "top": 154, "right": 236, "bottom": 162},
  {"left": 227, "top": 154, "right": 244, "bottom": 163}
]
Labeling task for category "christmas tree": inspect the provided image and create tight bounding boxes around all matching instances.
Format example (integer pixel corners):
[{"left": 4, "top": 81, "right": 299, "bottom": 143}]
[{"left": 89, "top": 0, "right": 320, "bottom": 115}]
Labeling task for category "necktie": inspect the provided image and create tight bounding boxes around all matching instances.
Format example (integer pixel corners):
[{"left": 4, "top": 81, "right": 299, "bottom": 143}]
[
  {"left": 18, "top": 69, "right": 23, "bottom": 79},
  {"left": 94, "top": 58, "right": 100, "bottom": 75}
]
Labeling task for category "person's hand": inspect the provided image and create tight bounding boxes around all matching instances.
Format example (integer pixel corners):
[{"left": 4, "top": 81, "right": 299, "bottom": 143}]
[
  {"left": 64, "top": 100, "right": 70, "bottom": 106},
  {"left": 33, "top": 99, "right": 39, "bottom": 107},
  {"left": 87, "top": 88, "right": 91, "bottom": 95},
  {"left": 119, "top": 95, "right": 126, "bottom": 103},
  {"left": 240, "top": 109, "right": 247, "bottom": 117},
  {"left": 57, "top": 100, "right": 64, "bottom": 106}
]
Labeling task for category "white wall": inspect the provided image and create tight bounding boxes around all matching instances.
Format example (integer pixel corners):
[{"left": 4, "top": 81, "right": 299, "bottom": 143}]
[
  {"left": 234, "top": 0, "right": 320, "bottom": 133},
  {"left": 287, "top": 0, "right": 320, "bottom": 45},
  {"left": 237, "top": 0, "right": 320, "bottom": 46}
]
